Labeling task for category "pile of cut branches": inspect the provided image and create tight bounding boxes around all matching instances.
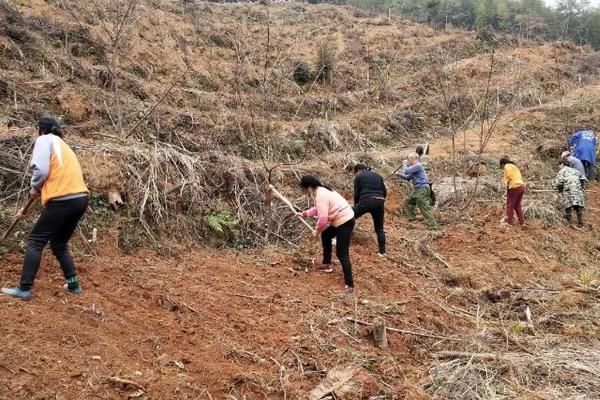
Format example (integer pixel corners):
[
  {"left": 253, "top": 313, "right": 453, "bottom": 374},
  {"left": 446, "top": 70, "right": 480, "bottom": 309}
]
[{"left": 75, "top": 141, "right": 306, "bottom": 246}]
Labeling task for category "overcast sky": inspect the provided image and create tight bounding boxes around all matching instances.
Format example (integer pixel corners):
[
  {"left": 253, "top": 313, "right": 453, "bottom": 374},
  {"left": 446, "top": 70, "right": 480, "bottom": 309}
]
[{"left": 544, "top": 0, "right": 600, "bottom": 8}]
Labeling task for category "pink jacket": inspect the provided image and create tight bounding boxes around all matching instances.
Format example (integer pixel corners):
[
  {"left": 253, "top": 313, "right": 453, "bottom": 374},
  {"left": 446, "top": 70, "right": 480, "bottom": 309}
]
[{"left": 302, "top": 187, "right": 354, "bottom": 230}]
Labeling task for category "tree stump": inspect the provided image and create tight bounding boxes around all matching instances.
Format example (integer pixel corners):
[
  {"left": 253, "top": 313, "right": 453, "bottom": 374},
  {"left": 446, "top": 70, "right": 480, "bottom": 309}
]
[{"left": 372, "top": 317, "right": 388, "bottom": 349}]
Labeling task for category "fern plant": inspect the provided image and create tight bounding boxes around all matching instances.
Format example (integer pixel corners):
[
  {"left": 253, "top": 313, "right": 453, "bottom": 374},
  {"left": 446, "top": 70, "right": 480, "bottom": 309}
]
[{"left": 204, "top": 210, "right": 238, "bottom": 234}]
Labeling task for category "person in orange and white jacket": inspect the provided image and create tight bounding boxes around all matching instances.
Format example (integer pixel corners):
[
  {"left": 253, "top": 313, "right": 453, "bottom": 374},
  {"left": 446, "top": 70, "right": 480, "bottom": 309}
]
[
  {"left": 298, "top": 175, "right": 356, "bottom": 295},
  {"left": 2, "top": 117, "right": 89, "bottom": 300}
]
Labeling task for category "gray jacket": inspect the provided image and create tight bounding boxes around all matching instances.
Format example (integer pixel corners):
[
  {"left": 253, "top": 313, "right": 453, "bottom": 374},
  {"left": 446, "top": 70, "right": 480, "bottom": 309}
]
[{"left": 566, "top": 156, "right": 586, "bottom": 177}]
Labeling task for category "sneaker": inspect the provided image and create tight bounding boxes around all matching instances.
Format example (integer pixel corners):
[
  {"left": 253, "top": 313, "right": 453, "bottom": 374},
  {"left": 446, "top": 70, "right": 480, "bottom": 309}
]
[
  {"left": 1, "top": 287, "right": 32, "bottom": 300},
  {"left": 315, "top": 263, "right": 334, "bottom": 273},
  {"left": 64, "top": 276, "right": 81, "bottom": 294},
  {"left": 378, "top": 253, "right": 386, "bottom": 258},
  {"left": 63, "top": 283, "right": 82, "bottom": 294},
  {"left": 340, "top": 285, "right": 355, "bottom": 295}
]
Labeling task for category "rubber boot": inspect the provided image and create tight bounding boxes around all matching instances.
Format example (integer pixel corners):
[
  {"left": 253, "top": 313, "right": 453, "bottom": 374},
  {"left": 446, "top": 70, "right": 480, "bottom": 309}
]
[
  {"left": 565, "top": 207, "right": 573, "bottom": 224},
  {"left": 576, "top": 207, "right": 584, "bottom": 227}
]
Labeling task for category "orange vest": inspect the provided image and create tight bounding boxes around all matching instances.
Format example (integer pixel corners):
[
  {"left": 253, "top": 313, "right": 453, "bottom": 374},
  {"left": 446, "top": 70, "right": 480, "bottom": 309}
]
[{"left": 41, "top": 136, "right": 89, "bottom": 205}]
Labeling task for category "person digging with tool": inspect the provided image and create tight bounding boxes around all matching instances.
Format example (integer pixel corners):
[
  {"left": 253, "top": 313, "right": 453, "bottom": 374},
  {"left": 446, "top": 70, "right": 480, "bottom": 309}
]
[
  {"left": 350, "top": 163, "right": 387, "bottom": 257},
  {"left": 499, "top": 157, "right": 525, "bottom": 226},
  {"left": 561, "top": 151, "right": 586, "bottom": 178},
  {"left": 297, "top": 175, "right": 356, "bottom": 295},
  {"left": 568, "top": 128, "right": 597, "bottom": 181},
  {"left": 415, "top": 145, "right": 431, "bottom": 171},
  {"left": 555, "top": 162, "right": 587, "bottom": 227},
  {"left": 395, "top": 152, "right": 438, "bottom": 230},
  {"left": 1, "top": 117, "right": 89, "bottom": 300}
]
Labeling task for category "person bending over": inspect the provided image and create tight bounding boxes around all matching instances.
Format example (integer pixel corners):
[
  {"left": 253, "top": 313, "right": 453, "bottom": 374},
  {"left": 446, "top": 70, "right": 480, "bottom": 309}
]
[
  {"left": 555, "top": 163, "right": 586, "bottom": 227},
  {"left": 2, "top": 117, "right": 89, "bottom": 300},
  {"left": 499, "top": 157, "right": 525, "bottom": 226},
  {"left": 351, "top": 163, "right": 386, "bottom": 257},
  {"left": 395, "top": 152, "right": 438, "bottom": 230},
  {"left": 298, "top": 176, "right": 356, "bottom": 295}
]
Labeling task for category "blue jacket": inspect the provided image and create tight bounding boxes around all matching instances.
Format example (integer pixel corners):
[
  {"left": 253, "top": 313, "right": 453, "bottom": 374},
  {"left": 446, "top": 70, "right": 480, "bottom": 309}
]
[
  {"left": 569, "top": 130, "right": 597, "bottom": 165},
  {"left": 396, "top": 162, "right": 430, "bottom": 188}
]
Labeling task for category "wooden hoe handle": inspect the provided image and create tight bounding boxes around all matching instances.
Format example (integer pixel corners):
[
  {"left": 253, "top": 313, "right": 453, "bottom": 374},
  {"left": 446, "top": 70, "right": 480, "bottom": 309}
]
[
  {"left": 2, "top": 196, "right": 37, "bottom": 241},
  {"left": 268, "top": 185, "right": 314, "bottom": 232}
]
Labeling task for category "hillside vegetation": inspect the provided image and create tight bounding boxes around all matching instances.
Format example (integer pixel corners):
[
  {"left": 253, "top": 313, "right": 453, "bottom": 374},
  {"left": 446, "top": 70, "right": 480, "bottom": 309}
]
[
  {"left": 348, "top": 0, "right": 600, "bottom": 49},
  {"left": 1, "top": 1, "right": 600, "bottom": 399}
]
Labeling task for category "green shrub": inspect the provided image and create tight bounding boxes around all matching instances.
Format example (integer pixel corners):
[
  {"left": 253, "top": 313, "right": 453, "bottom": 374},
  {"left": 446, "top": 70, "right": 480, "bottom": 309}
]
[{"left": 204, "top": 209, "right": 238, "bottom": 234}]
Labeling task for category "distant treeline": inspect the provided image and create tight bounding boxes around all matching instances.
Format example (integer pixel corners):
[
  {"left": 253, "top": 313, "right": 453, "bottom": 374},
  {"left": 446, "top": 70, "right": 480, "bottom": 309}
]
[{"left": 309, "top": 0, "right": 600, "bottom": 49}]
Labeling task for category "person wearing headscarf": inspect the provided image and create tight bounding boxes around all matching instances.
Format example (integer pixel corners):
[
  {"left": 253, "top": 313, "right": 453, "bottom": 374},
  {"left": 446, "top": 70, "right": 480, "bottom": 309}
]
[
  {"left": 561, "top": 151, "right": 586, "bottom": 177},
  {"left": 555, "top": 163, "right": 587, "bottom": 227}
]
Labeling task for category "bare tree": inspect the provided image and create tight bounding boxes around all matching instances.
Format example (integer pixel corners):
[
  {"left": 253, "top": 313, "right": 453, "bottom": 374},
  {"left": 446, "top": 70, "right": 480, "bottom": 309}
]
[
  {"left": 553, "top": 43, "right": 571, "bottom": 139},
  {"left": 61, "top": 0, "right": 140, "bottom": 135},
  {"left": 430, "top": 48, "right": 522, "bottom": 209},
  {"left": 428, "top": 51, "right": 477, "bottom": 196},
  {"left": 463, "top": 49, "right": 522, "bottom": 210}
]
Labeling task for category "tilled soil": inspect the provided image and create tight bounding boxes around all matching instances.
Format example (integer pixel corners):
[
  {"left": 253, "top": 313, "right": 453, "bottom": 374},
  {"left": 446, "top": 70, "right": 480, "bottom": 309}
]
[{"left": 2, "top": 187, "right": 599, "bottom": 399}]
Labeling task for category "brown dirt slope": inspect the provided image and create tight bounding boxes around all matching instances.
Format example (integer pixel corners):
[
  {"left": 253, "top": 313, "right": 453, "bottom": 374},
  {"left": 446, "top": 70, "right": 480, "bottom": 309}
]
[
  {"left": 1, "top": 188, "right": 600, "bottom": 399},
  {"left": 1, "top": 1, "right": 600, "bottom": 399}
]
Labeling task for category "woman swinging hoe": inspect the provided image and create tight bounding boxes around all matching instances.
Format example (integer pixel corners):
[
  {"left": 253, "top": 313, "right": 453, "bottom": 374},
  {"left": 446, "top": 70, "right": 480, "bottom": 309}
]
[
  {"left": 297, "top": 176, "right": 356, "bottom": 295},
  {"left": 2, "top": 117, "right": 89, "bottom": 300}
]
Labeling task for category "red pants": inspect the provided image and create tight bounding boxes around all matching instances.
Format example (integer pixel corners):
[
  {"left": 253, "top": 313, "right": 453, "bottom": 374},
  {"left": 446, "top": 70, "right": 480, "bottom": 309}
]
[{"left": 506, "top": 186, "right": 525, "bottom": 225}]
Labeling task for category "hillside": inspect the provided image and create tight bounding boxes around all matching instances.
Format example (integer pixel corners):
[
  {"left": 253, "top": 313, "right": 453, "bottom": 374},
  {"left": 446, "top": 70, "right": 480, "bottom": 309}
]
[{"left": 1, "top": 1, "right": 600, "bottom": 399}]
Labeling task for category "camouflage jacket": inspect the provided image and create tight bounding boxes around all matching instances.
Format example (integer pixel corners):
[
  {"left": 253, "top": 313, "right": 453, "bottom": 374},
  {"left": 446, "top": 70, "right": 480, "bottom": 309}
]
[{"left": 554, "top": 166, "right": 586, "bottom": 208}]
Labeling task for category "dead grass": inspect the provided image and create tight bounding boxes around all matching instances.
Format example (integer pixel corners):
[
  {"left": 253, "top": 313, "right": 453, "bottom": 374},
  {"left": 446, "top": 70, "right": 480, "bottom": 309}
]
[{"left": 3, "top": 2, "right": 600, "bottom": 398}]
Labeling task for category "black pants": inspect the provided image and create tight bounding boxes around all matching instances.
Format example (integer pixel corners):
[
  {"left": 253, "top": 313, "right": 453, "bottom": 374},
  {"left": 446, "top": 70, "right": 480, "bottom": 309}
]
[
  {"left": 353, "top": 198, "right": 386, "bottom": 254},
  {"left": 565, "top": 205, "right": 584, "bottom": 226},
  {"left": 582, "top": 160, "right": 596, "bottom": 181},
  {"left": 321, "top": 218, "right": 355, "bottom": 287},
  {"left": 20, "top": 196, "right": 88, "bottom": 291}
]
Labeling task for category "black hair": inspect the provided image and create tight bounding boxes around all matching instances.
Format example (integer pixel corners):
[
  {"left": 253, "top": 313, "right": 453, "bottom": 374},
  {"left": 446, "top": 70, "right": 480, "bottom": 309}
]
[
  {"left": 499, "top": 157, "right": 514, "bottom": 167},
  {"left": 300, "top": 175, "right": 333, "bottom": 191},
  {"left": 353, "top": 163, "right": 371, "bottom": 173},
  {"left": 38, "top": 116, "right": 63, "bottom": 137},
  {"left": 416, "top": 145, "right": 424, "bottom": 157}
]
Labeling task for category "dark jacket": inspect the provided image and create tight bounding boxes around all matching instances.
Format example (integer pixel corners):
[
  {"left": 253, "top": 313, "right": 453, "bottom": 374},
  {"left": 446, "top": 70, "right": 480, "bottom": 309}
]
[{"left": 353, "top": 170, "right": 386, "bottom": 204}]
